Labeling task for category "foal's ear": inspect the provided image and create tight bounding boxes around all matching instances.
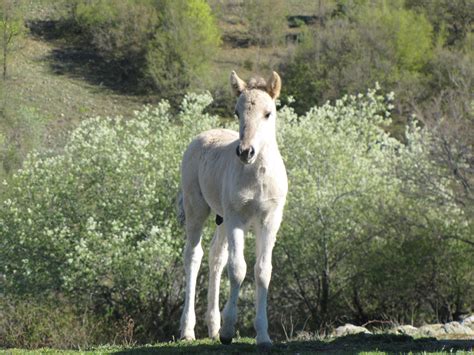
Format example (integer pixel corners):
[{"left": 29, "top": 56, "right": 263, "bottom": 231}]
[
  {"left": 230, "top": 70, "right": 246, "bottom": 97},
  {"left": 266, "top": 71, "right": 282, "bottom": 100}
]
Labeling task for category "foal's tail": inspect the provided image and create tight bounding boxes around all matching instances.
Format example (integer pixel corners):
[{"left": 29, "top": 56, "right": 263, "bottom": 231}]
[{"left": 176, "top": 190, "right": 185, "bottom": 227}]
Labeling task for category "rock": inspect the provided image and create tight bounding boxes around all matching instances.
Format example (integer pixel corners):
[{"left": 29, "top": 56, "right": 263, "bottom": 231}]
[
  {"left": 418, "top": 324, "right": 445, "bottom": 337},
  {"left": 443, "top": 321, "right": 474, "bottom": 335},
  {"left": 334, "top": 324, "right": 371, "bottom": 337},
  {"left": 391, "top": 325, "right": 419, "bottom": 336},
  {"left": 418, "top": 322, "right": 474, "bottom": 337},
  {"left": 461, "top": 315, "right": 474, "bottom": 330}
]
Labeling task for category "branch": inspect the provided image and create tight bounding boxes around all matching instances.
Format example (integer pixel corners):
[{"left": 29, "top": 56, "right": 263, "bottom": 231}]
[{"left": 442, "top": 234, "right": 474, "bottom": 248}]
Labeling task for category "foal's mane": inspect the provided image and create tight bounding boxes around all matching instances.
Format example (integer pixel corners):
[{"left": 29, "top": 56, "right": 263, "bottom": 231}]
[{"left": 246, "top": 77, "right": 267, "bottom": 91}]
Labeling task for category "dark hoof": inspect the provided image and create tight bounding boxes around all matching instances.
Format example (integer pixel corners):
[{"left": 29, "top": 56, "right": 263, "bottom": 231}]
[
  {"left": 219, "top": 335, "right": 233, "bottom": 345},
  {"left": 257, "top": 342, "right": 272, "bottom": 352}
]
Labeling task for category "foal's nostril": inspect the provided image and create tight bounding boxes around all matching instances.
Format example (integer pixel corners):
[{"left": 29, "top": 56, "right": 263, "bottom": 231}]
[
  {"left": 237, "top": 145, "right": 256, "bottom": 163},
  {"left": 248, "top": 146, "right": 255, "bottom": 159}
]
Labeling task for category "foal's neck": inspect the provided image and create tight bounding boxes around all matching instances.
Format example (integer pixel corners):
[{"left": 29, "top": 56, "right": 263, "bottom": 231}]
[{"left": 255, "top": 137, "right": 280, "bottom": 167}]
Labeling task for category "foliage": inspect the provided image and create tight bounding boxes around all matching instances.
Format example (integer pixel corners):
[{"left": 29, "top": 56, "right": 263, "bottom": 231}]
[
  {"left": 1, "top": 90, "right": 472, "bottom": 346},
  {"left": 146, "top": 0, "right": 221, "bottom": 98},
  {"left": 0, "top": 296, "right": 110, "bottom": 349},
  {"left": 282, "top": 1, "right": 435, "bottom": 115},
  {"left": 405, "top": 0, "right": 474, "bottom": 47},
  {"left": 272, "top": 88, "right": 472, "bottom": 331},
  {"left": 0, "top": 0, "right": 26, "bottom": 79},
  {"left": 74, "top": 0, "right": 158, "bottom": 79},
  {"left": 0, "top": 105, "right": 46, "bottom": 185},
  {"left": 242, "top": 0, "right": 287, "bottom": 48},
  {"left": 0, "top": 93, "right": 219, "bottom": 342},
  {"left": 356, "top": 2, "right": 434, "bottom": 72},
  {"left": 73, "top": 0, "right": 220, "bottom": 97}
]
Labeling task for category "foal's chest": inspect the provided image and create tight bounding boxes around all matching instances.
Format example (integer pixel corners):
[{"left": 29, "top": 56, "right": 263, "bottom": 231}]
[{"left": 230, "top": 164, "right": 286, "bottom": 214}]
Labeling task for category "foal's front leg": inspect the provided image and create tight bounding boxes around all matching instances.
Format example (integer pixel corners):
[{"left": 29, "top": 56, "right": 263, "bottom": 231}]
[
  {"left": 219, "top": 220, "right": 246, "bottom": 344},
  {"left": 254, "top": 209, "right": 283, "bottom": 350}
]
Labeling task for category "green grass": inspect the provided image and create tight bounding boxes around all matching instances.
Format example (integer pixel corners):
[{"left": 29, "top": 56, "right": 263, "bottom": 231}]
[{"left": 3, "top": 334, "right": 474, "bottom": 354}]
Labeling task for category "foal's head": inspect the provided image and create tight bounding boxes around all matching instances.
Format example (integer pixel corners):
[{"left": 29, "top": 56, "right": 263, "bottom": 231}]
[{"left": 230, "top": 71, "right": 282, "bottom": 164}]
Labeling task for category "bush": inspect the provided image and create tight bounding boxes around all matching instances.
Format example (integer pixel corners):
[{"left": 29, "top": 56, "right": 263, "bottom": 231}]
[
  {"left": 271, "top": 87, "right": 472, "bottom": 332},
  {"left": 1, "top": 90, "right": 471, "bottom": 345},
  {"left": 242, "top": 0, "right": 287, "bottom": 47},
  {"left": 282, "top": 2, "right": 434, "bottom": 115},
  {"left": 0, "top": 296, "right": 110, "bottom": 349},
  {"left": 73, "top": 0, "right": 220, "bottom": 97},
  {"left": 74, "top": 0, "right": 158, "bottom": 81},
  {"left": 146, "top": 0, "right": 221, "bottom": 99},
  {"left": 0, "top": 93, "right": 219, "bottom": 342}
]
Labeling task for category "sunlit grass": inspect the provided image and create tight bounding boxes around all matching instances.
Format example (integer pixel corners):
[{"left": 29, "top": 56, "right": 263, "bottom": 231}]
[{"left": 3, "top": 334, "right": 473, "bottom": 354}]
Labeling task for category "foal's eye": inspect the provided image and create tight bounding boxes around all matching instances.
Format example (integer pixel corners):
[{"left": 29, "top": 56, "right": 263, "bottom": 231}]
[{"left": 264, "top": 111, "right": 271, "bottom": 119}]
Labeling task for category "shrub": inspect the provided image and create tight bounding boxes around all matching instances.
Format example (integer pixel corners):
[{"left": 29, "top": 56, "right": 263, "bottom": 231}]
[
  {"left": 73, "top": 0, "right": 220, "bottom": 97},
  {"left": 146, "top": 0, "right": 221, "bottom": 98},
  {"left": 271, "top": 88, "right": 472, "bottom": 332},
  {"left": 0, "top": 93, "right": 219, "bottom": 342},
  {"left": 1, "top": 90, "right": 471, "bottom": 345},
  {"left": 282, "top": 2, "right": 434, "bottom": 115},
  {"left": 74, "top": 0, "right": 158, "bottom": 80}
]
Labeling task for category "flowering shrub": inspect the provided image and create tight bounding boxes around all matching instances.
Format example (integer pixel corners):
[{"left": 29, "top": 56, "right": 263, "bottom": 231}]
[
  {"left": 0, "top": 89, "right": 471, "bottom": 343},
  {"left": 273, "top": 88, "right": 471, "bottom": 329},
  {"left": 0, "top": 92, "right": 218, "bottom": 340}
]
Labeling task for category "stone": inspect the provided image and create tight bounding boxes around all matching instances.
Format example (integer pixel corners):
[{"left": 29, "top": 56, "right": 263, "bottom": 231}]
[
  {"left": 392, "top": 325, "right": 419, "bottom": 336},
  {"left": 418, "top": 322, "right": 474, "bottom": 337},
  {"left": 442, "top": 321, "right": 474, "bottom": 335},
  {"left": 461, "top": 315, "right": 474, "bottom": 330},
  {"left": 418, "top": 324, "right": 445, "bottom": 337},
  {"left": 334, "top": 324, "right": 371, "bottom": 337}
]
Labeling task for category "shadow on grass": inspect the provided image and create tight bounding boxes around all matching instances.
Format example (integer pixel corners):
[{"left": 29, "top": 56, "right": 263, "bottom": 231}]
[
  {"left": 113, "top": 333, "right": 474, "bottom": 354},
  {"left": 27, "top": 19, "right": 146, "bottom": 95}
]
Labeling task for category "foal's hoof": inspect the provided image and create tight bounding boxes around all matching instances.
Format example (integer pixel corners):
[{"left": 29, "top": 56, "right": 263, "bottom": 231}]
[
  {"left": 257, "top": 342, "right": 273, "bottom": 353},
  {"left": 179, "top": 333, "right": 195, "bottom": 342},
  {"left": 219, "top": 335, "right": 233, "bottom": 345},
  {"left": 180, "top": 336, "right": 195, "bottom": 342}
]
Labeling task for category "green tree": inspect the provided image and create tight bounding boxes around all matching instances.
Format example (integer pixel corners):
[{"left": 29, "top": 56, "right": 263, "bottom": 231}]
[
  {"left": 282, "top": 1, "right": 434, "bottom": 116},
  {"left": 271, "top": 88, "right": 472, "bottom": 332},
  {"left": 146, "top": 0, "right": 221, "bottom": 98},
  {"left": 0, "top": 0, "right": 25, "bottom": 80},
  {"left": 73, "top": 0, "right": 220, "bottom": 98},
  {"left": 243, "top": 0, "right": 287, "bottom": 54},
  {"left": 405, "top": 0, "right": 474, "bottom": 47},
  {"left": 74, "top": 0, "right": 159, "bottom": 82}
]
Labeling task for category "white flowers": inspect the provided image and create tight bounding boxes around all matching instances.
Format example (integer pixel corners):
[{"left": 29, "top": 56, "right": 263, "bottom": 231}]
[{"left": 0, "top": 89, "right": 467, "bottom": 312}]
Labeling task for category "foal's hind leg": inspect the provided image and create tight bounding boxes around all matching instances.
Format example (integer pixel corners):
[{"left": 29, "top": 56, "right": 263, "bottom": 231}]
[
  {"left": 180, "top": 193, "right": 210, "bottom": 340},
  {"left": 206, "top": 223, "right": 228, "bottom": 339}
]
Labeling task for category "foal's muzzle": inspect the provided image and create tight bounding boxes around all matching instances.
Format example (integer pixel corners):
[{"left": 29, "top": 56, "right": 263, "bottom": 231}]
[{"left": 236, "top": 144, "right": 255, "bottom": 164}]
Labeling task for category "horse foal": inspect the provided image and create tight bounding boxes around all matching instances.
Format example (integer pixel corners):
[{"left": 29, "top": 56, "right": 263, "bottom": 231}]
[{"left": 178, "top": 71, "right": 288, "bottom": 350}]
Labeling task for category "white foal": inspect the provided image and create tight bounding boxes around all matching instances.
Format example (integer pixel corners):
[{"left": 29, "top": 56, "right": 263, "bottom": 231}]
[{"left": 178, "top": 71, "right": 287, "bottom": 350}]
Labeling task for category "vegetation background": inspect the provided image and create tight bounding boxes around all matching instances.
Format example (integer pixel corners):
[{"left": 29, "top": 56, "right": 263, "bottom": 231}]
[{"left": 0, "top": 0, "right": 472, "bottom": 351}]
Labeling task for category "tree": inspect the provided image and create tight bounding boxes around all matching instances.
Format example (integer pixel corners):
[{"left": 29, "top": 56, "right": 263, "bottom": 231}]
[
  {"left": 73, "top": 0, "right": 220, "bottom": 98},
  {"left": 146, "top": 0, "right": 221, "bottom": 98},
  {"left": 282, "top": 0, "right": 434, "bottom": 129},
  {"left": 0, "top": 0, "right": 25, "bottom": 80},
  {"left": 242, "top": 0, "right": 287, "bottom": 71}
]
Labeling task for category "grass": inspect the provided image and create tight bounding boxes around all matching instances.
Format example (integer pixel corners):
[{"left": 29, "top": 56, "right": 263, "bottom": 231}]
[{"left": 3, "top": 334, "right": 474, "bottom": 354}]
